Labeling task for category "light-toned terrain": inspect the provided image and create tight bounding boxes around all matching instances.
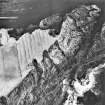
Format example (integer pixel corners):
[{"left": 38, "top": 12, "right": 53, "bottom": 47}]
[{"left": 0, "top": 28, "right": 57, "bottom": 96}]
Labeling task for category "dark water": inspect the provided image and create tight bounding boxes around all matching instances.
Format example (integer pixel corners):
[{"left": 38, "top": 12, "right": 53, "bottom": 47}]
[{"left": 0, "top": 0, "right": 105, "bottom": 31}]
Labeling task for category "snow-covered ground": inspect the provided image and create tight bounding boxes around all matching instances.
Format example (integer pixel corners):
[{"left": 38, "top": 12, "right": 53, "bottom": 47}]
[
  {"left": 63, "top": 63, "right": 105, "bottom": 105},
  {"left": 0, "top": 28, "right": 58, "bottom": 96}
]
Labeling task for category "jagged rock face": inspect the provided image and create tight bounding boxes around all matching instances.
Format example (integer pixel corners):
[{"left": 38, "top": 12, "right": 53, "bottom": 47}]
[
  {"left": 0, "top": 29, "right": 57, "bottom": 96},
  {"left": 39, "top": 13, "right": 63, "bottom": 37},
  {"left": 0, "top": 4, "right": 105, "bottom": 105},
  {"left": 57, "top": 4, "right": 100, "bottom": 60},
  {"left": 39, "top": 13, "right": 63, "bottom": 29}
]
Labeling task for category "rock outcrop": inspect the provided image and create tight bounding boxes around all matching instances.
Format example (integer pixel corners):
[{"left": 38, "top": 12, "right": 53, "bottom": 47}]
[{"left": 0, "top": 4, "right": 105, "bottom": 105}]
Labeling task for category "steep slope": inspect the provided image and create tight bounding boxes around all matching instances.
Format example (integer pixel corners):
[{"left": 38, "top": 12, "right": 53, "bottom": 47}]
[{"left": 0, "top": 4, "right": 105, "bottom": 105}]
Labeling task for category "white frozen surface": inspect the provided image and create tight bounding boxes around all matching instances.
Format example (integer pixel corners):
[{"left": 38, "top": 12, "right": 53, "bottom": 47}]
[{"left": 0, "top": 28, "right": 57, "bottom": 96}]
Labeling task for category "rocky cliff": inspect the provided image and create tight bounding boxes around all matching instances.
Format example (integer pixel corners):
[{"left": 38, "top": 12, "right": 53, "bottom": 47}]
[{"left": 0, "top": 4, "right": 105, "bottom": 105}]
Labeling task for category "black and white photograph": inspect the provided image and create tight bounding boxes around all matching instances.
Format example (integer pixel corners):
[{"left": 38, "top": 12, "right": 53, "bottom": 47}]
[{"left": 0, "top": 0, "right": 105, "bottom": 105}]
